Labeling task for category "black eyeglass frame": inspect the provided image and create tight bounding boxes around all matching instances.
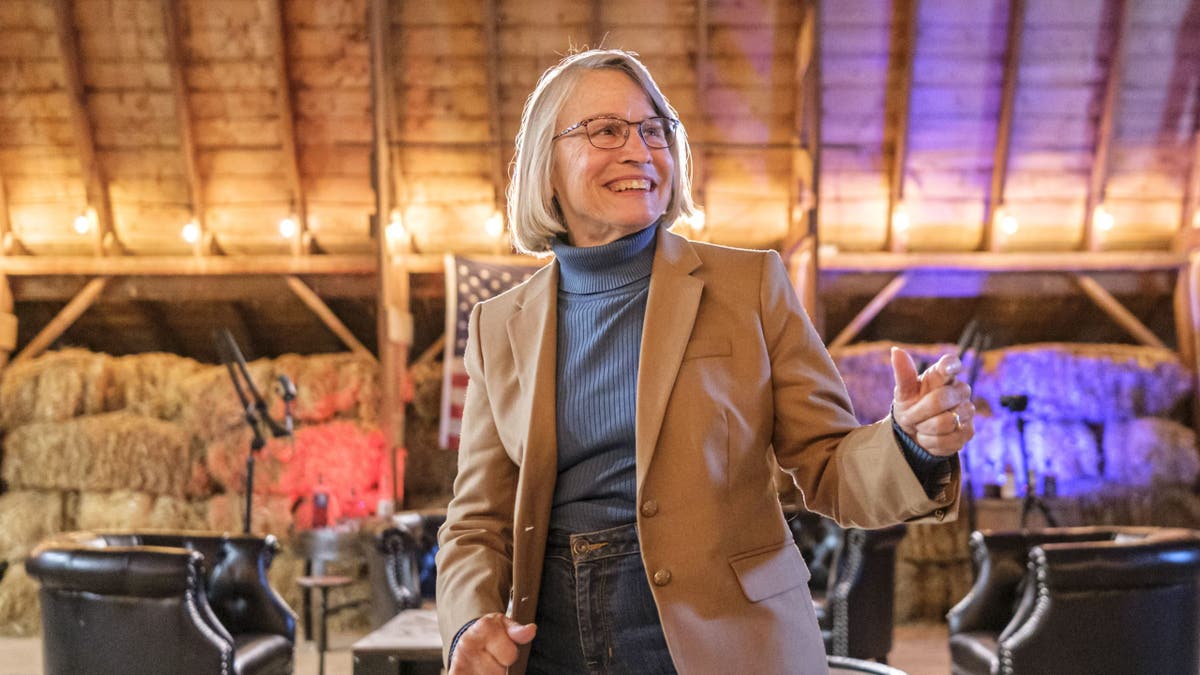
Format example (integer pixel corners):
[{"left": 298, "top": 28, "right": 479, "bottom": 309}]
[{"left": 552, "top": 115, "right": 680, "bottom": 149}]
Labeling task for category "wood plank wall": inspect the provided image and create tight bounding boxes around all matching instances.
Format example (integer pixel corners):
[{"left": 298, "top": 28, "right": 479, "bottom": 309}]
[{"left": 0, "top": 0, "right": 1195, "bottom": 256}]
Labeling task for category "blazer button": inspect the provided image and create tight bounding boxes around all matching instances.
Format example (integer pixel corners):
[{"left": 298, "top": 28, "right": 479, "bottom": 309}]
[
  {"left": 934, "top": 508, "right": 946, "bottom": 521},
  {"left": 640, "top": 500, "right": 659, "bottom": 517},
  {"left": 653, "top": 569, "right": 671, "bottom": 586}
]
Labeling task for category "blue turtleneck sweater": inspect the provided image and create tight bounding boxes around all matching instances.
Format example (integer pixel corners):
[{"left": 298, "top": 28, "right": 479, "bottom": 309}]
[{"left": 548, "top": 224, "right": 658, "bottom": 533}]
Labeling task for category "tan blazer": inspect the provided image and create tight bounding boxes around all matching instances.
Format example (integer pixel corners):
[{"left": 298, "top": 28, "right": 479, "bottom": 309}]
[{"left": 436, "top": 226, "right": 959, "bottom": 674}]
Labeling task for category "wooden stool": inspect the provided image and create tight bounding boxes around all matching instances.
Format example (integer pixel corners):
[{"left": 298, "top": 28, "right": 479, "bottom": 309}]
[{"left": 297, "top": 575, "right": 353, "bottom": 675}]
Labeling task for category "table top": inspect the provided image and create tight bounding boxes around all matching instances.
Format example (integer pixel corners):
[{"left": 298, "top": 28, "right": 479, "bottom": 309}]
[
  {"left": 296, "top": 574, "right": 354, "bottom": 589},
  {"left": 352, "top": 608, "right": 442, "bottom": 659}
]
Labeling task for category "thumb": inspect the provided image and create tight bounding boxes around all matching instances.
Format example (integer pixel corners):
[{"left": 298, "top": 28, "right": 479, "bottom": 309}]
[
  {"left": 504, "top": 618, "right": 537, "bottom": 645},
  {"left": 890, "top": 346, "right": 921, "bottom": 403}
]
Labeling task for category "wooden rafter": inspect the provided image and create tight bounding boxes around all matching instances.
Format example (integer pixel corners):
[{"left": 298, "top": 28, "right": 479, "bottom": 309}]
[
  {"left": 285, "top": 275, "right": 377, "bottom": 361},
  {"left": 983, "top": 0, "right": 1026, "bottom": 251},
  {"left": 1072, "top": 273, "right": 1166, "bottom": 348},
  {"left": 51, "top": 0, "right": 118, "bottom": 256},
  {"left": 884, "top": 0, "right": 918, "bottom": 253},
  {"left": 1181, "top": 119, "right": 1200, "bottom": 247},
  {"left": 823, "top": 250, "right": 1184, "bottom": 274},
  {"left": 692, "top": 0, "right": 709, "bottom": 222},
  {"left": 1082, "top": 0, "right": 1129, "bottom": 251},
  {"left": 829, "top": 273, "right": 910, "bottom": 349},
  {"left": 13, "top": 277, "right": 108, "bottom": 364},
  {"left": 786, "top": 0, "right": 821, "bottom": 318},
  {"left": 0, "top": 173, "right": 12, "bottom": 255},
  {"left": 262, "top": 0, "right": 309, "bottom": 255},
  {"left": 590, "top": 0, "right": 604, "bottom": 47},
  {"left": 483, "top": 0, "right": 506, "bottom": 252},
  {"left": 0, "top": 254, "right": 376, "bottom": 276},
  {"left": 160, "top": 0, "right": 209, "bottom": 255},
  {"left": 0, "top": 273, "right": 15, "bottom": 368}
]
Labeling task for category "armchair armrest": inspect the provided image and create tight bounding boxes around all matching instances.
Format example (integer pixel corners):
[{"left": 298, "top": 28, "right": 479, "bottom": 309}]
[{"left": 27, "top": 545, "right": 204, "bottom": 598}]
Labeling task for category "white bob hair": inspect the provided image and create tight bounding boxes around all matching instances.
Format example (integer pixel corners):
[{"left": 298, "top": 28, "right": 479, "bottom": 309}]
[{"left": 507, "top": 49, "right": 696, "bottom": 255}]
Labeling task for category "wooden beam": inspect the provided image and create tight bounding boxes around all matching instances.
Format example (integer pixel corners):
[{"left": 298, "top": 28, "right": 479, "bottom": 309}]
[
  {"left": 0, "top": 273, "right": 16, "bottom": 368},
  {"left": 161, "top": 0, "right": 210, "bottom": 256},
  {"left": 1175, "top": 266, "right": 1194, "bottom": 371},
  {"left": 590, "top": 0, "right": 604, "bottom": 47},
  {"left": 13, "top": 277, "right": 108, "bottom": 364},
  {"left": 829, "top": 273, "right": 910, "bottom": 349},
  {"left": 262, "top": 0, "right": 309, "bottom": 255},
  {"left": 823, "top": 250, "right": 1184, "bottom": 274},
  {"left": 52, "top": 0, "right": 119, "bottom": 256},
  {"left": 0, "top": 173, "right": 13, "bottom": 255},
  {"left": 1073, "top": 273, "right": 1166, "bottom": 348},
  {"left": 285, "top": 275, "right": 377, "bottom": 361},
  {"left": 983, "top": 0, "right": 1026, "bottom": 251},
  {"left": 10, "top": 274, "right": 378, "bottom": 303},
  {"left": 1180, "top": 122, "right": 1200, "bottom": 250},
  {"left": 787, "top": 0, "right": 821, "bottom": 321},
  {"left": 1189, "top": 253, "right": 1200, "bottom": 432},
  {"left": 692, "top": 0, "right": 709, "bottom": 226},
  {"left": 1082, "top": 0, "right": 1129, "bottom": 252},
  {"left": 0, "top": 254, "right": 377, "bottom": 276},
  {"left": 483, "top": 0, "right": 506, "bottom": 253},
  {"left": 884, "top": 0, "right": 918, "bottom": 253},
  {"left": 370, "top": 0, "right": 406, "bottom": 507}
]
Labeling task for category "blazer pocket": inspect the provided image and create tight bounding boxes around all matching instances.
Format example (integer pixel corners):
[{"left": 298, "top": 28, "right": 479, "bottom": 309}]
[
  {"left": 728, "top": 540, "right": 811, "bottom": 603},
  {"left": 682, "top": 337, "right": 732, "bottom": 361}
]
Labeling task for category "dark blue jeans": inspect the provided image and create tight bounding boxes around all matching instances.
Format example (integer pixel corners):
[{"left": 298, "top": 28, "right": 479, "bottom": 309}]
[{"left": 526, "top": 522, "right": 678, "bottom": 675}]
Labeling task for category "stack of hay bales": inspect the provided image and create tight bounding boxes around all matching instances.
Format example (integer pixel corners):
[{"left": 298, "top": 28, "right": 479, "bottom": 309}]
[
  {"left": 831, "top": 341, "right": 1197, "bottom": 622},
  {"left": 0, "top": 348, "right": 384, "bottom": 636}
]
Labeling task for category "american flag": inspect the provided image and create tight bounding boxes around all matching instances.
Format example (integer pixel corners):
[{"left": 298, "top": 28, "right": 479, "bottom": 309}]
[{"left": 439, "top": 255, "right": 538, "bottom": 449}]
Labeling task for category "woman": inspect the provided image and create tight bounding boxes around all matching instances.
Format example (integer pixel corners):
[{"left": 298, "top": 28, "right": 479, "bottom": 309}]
[{"left": 436, "top": 49, "right": 973, "bottom": 675}]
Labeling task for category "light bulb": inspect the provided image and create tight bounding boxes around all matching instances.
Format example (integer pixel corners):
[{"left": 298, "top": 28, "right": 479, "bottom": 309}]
[
  {"left": 385, "top": 211, "right": 407, "bottom": 246},
  {"left": 484, "top": 211, "right": 504, "bottom": 238},
  {"left": 279, "top": 217, "right": 298, "bottom": 239},
  {"left": 1094, "top": 204, "right": 1114, "bottom": 232},
  {"left": 691, "top": 210, "right": 707, "bottom": 233},
  {"left": 73, "top": 213, "right": 91, "bottom": 235},
  {"left": 181, "top": 220, "right": 201, "bottom": 244},
  {"left": 892, "top": 203, "right": 910, "bottom": 232},
  {"left": 998, "top": 208, "right": 1019, "bottom": 236}
]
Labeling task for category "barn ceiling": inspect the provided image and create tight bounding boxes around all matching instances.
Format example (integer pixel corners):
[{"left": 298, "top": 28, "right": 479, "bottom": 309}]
[{"left": 0, "top": 0, "right": 1196, "bottom": 362}]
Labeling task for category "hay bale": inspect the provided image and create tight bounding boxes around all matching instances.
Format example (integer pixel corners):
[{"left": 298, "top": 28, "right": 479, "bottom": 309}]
[
  {"left": 267, "top": 549, "right": 306, "bottom": 622},
  {"left": 976, "top": 344, "right": 1190, "bottom": 422},
  {"left": 0, "top": 491, "right": 65, "bottom": 562},
  {"left": 0, "top": 563, "right": 40, "bottom": 637},
  {"left": 3, "top": 412, "right": 193, "bottom": 496},
  {"left": 1103, "top": 417, "right": 1199, "bottom": 486},
  {"left": 180, "top": 360, "right": 276, "bottom": 443},
  {"left": 75, "top": 491, "right": 206, "bottom": 532},
  {"left": 898, "top": 521, "right": 970, "bottom": 563},
  {"left": 963, "top": 416, "right": 1100, "bottom": 489},
  {"left": 274, "top": 353, "right": 380, "bottom": 426},
  {"left": 830, "top": 342, "right": 959, "bottom": 424},
  {"left": 107, "top": 352, "right": 205, "bottom": 421},
  {"left": 205, "top": 493, "right": 295, "bottom": 538},
  {"left": 409, "top": 357, "right": 444, "bottom": 422},
  {"left": 0, "top": 349, "right": 114, "bottom": 430}
]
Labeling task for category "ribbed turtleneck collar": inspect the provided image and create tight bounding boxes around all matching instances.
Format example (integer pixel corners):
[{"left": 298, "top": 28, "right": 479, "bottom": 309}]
[{"left": 551, "top": 224, "right": 658, "bottom": 294}]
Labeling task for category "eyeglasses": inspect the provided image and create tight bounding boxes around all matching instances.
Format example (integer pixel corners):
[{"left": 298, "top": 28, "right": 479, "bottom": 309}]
[{"left": 553, "top": 115, "right": 679, "bottom": 149}]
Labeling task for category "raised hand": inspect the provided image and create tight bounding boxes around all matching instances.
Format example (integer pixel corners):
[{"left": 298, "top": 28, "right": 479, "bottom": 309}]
[{"left": 890, "top": 346, "right": 975, "bottom": 456}]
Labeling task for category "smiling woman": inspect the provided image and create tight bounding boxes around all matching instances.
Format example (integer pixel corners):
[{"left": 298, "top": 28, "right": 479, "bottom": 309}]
[{"left": 435, "top": 49, "right": 974, "bottom": 675}]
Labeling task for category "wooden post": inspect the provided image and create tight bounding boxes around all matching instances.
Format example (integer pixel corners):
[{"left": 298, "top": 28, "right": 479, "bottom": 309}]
[
  {"left": 285, "top": 276, "right": 377, "bottom": 361},
  {"left": 371, "top": 0, "right": 409, "bottom": 508},
  {"left": 0, "top": 273, "right": 16, "bottom": 368},
  {"left": 1178, "top": 125, "right": 1200, "bottom": 251},
  {"left": 483, "top": 0, "right": 507, "bottom": 254},
  {"left": 52, "top": 0, "right": 119, "bottom": 256},
  {"left": 983, "top": 0, "right": 1025, "bottom": 251},
  {"left": 1082, "top": 0, "right": 1129, "bottom": 252},
  {"left": 0, "top": 173, "right": 14, "bottom": 255},
  {"left": 884, "top": 0, "right": 918, "bottom": 253},
  {"left": 13, "top": 278, "right": 108, "bottom": 364},
  {"left": 1189, "top": 252, "right": 1200, "bottom": 433},
  {"left": 1073, "top": 273, "right": 1165, "bottom": 348},
  {"left": 161, "top": 0, "right": 210, "bottom": 256},
  {"left": 1176, "top": 265, "right": 1195, "bottom": 374},
  {"left": 590, "top": 0, "right": 604, "bottom": 47},
  {"left": 830, "top": 273, "right": 910, "bottom": 349},
  {"left": 692, "top": 0, "right": 709, "bottom": 228},
  {"left": 787, "top": 0, "right": 821, "bottom": 325},
  {"left": 263, "top": 0, "right": 310, "bottom": 255}
]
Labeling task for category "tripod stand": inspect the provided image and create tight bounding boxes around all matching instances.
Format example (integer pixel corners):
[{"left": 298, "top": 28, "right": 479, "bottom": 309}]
[{"left": 1000, "top": 394, "right": 1057, "bottom": 528}]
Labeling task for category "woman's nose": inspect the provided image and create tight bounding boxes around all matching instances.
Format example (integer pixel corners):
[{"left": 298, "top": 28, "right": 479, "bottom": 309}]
[{"left": 617, "top": 130, "right": 653, "bottom": 162}]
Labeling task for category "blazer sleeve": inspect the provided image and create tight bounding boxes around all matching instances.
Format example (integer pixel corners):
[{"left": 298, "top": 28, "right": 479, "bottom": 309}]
[
  {"left": 759, "top": 250, "right": 959, "bottom": 528},
  {"left": 435, "top": 301, "right": 518, "bottom": 665}
]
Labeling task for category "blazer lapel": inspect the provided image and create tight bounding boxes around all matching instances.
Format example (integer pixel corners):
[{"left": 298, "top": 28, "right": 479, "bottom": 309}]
[{"left": 635, "top": 227, "right": 703, "bottom": 491}]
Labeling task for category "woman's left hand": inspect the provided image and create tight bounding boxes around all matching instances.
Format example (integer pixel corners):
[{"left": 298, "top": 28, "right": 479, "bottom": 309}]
[{"left": 890, "top": 346, "right": 975, "bottom": 457}]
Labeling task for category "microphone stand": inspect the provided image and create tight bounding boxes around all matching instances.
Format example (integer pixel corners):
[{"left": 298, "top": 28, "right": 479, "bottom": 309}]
[
  {"left": 999, "top": 394, "right": 1057, "bottom": 528},
  {"left": 215, "top": 329, "right": 295, "bottom": 534},
  {"left": 959, "top": 330, "right": 989, "bottom": 534}
]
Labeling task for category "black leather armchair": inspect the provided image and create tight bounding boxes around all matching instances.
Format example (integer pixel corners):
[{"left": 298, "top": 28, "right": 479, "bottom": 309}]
[
  {"left": 814, "top": 523, "right": 907, "bottom": 663},
  {"left": 947, "top": 526, "right": 1200, "bottom": 675},
  {"left": 27, "top": 531, "right": 296, "bottom": 675}
]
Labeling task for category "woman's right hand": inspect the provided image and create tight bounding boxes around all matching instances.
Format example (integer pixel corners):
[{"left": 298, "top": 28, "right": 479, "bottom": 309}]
[{"left": 449, "top": 612, "right": 537, "bottom": 675}]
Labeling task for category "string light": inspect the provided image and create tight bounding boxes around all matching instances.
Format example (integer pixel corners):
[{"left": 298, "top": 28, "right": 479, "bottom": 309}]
[
  {"left": 181, "top": 220, "right": 201, "bottom": 244},
  {"left": 891, "top": 202, "right": 910, "bottom": 232},
  {"left": 73, "top": 211, "right": 91, "bottom": 235},
  {"left": 279, "top": 216, "right": 298, "bottom": 239},
  {"left": 690, "top": 209, "right": 707, "bottom": 233},
  {"left": 1094, "top": 204, "right": 1115, "bottom": 232},
  {"left": 385, "top": 209, "right": 407, "bottom": 248},
  {"left": 997, "top": 207, "right": 1019, "bottom": 236},
  {"left": 484, "top": 210, "right": 504, "bottom": 239}
]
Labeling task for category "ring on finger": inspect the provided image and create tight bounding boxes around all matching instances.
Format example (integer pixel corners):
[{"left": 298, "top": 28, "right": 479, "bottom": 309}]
[{"left": 952, "top": 411, "right": 962, "bottom": 431}]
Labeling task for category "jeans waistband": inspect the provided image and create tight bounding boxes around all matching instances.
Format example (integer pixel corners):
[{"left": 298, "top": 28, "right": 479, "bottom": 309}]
[{"left": 545, "top": 521, "right": 640, "bottom": 563}]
